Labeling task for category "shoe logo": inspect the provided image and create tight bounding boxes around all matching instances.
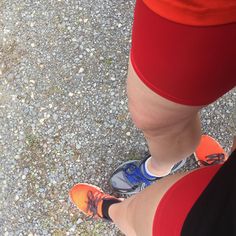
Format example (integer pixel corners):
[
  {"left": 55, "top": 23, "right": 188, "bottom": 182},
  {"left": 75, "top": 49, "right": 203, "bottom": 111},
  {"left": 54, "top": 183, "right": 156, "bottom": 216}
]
[
  {"left": 140, "top": 182, "right": 147, "bottom": 191},
  {"left": 198, "top": 153, "right": 226, "bottom": 166}
]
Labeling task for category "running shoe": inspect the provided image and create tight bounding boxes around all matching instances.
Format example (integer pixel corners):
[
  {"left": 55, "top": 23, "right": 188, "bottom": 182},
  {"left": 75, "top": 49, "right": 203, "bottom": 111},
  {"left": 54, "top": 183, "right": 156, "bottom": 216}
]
[
  {"left": 109, "top": 153, "right": 186, "bottom": 195},
  {"left": 194, "top": 135, "right": 228, "bottom": 167},
  {"left": 69, "top": 183, "right": 119, "bottom": 220}
]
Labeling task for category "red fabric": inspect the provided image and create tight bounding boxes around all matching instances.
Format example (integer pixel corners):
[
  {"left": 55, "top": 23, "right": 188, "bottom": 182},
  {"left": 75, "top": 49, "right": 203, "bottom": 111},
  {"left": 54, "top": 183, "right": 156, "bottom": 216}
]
[
  {"left": 152, "top": 165, "right": 222, "bottom": 236},
  {"left": 131, "top": 0, "right": 236, "bottom": 106},
  {"left": 143, "top": 0, "right": 236, "bottom": 26}
]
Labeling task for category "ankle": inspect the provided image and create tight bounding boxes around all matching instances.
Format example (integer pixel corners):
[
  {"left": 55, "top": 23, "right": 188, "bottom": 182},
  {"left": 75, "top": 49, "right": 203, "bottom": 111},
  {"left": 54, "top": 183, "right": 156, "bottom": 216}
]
[
  {"left": 146, "top": 157, "right": 174, "bottom": 177},
  {"left": 102, "top": 198, "right": 121, "bottom": 221}
]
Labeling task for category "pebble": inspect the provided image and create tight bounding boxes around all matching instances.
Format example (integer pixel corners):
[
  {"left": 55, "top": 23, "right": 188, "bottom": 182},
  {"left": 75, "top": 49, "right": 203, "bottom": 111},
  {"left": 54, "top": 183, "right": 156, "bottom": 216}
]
[
  {"left": 78, "top": 68, "right": 84, "bottom": 73},
  {"left": 76, "top": 218, "right": 83, "bottom": 224},
  {"left": 14, "top": 155, "right": 21, "bottom": 160},
  {"left": 68, "top": 92, "right": 74, "bottom": 97}
]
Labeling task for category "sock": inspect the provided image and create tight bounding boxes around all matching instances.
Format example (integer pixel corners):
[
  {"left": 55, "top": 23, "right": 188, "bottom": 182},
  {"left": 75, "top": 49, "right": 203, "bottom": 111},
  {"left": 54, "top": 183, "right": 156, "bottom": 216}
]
[
  {"left": 144, "top": 157, "right": 159, "bottom": 177},
  {"left": 141, "top": 156, "right": 162, "bottom": 179},
  {"left": 102, "top": 198, "right": 121, "bottom": 221},
  {"left": 144, "top": 157, "right": 183, "bottom": 178}
]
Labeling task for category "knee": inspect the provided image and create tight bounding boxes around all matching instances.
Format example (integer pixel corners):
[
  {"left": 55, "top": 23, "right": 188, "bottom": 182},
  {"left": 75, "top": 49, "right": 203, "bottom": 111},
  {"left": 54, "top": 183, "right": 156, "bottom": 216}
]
[
  {"left": 129, "top": 101, "right": 199, "bottom": 138},
  {"left": 129, "top": 107, "right": 150, "bottom": 131},
  {"left": 129, "top": 101, "right": 174, "bottom": 135}
]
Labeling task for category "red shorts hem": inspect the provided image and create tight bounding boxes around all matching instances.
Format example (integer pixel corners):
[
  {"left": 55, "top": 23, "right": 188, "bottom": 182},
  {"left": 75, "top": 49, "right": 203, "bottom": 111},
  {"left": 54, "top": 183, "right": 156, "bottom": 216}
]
[{"left": 130, "top": 53, "right": 205, "bottom": 106}]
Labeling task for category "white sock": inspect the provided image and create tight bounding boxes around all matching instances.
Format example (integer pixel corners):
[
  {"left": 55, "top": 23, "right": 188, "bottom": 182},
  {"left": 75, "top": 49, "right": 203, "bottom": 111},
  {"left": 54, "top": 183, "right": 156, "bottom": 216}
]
[
  {"left": 144, "top": 156, "right": 172, "bottom": 177},
  {"left": 144, "top": 156, "right": 159, "bottom": 177}
]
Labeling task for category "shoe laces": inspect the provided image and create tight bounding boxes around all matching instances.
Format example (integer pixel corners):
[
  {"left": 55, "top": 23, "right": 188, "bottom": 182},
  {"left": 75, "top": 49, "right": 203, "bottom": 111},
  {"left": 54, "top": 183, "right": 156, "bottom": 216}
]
[
  {"left": 198, "top": 153, "right": 225, "bottom": 166},
  {"left": 86, "top": 190, "right": 105, "bottom": 218},
  {"left": 124, "top": 163, "right": 153, "bottom": 187}
]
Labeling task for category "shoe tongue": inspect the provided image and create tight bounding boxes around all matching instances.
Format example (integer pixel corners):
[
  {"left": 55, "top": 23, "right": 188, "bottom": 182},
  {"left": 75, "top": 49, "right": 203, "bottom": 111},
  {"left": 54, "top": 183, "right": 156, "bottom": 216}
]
[{"left": 96, "top": 197, "right": 104, "bottom": 218}]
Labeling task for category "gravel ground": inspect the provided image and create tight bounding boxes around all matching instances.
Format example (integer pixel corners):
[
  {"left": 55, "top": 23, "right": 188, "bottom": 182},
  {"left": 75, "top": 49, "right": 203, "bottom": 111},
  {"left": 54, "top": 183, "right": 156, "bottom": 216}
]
[{"left": 0, "top": 0, "right": 235, "bottom": 235}]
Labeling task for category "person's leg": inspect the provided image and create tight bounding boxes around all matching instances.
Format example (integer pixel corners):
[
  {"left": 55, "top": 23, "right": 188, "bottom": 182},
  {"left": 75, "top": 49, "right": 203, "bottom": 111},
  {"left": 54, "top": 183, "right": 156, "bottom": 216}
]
[
  {"left": 70, "top": 137, "right": 226, "bottom": 235},
  {"left": 70, "top": 165, "right": 220, "bottom": 235},
  {"left": 109, "top": 162, "right": 222, "bottom": 236},
  {"left": 108, "top": 172, "right": 186, "bottom": 236},
  {"left": 127, "top": 60, "right": 202, "bottom": 176},
  {"left": 70, "top": 173, "right": 188, "bottom": 236}
]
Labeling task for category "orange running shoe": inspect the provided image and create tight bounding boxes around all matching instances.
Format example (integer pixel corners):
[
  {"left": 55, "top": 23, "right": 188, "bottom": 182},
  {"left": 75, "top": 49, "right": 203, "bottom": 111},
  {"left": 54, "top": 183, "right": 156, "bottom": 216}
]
[
  {"left": 195, "top": 135, "right": 228, "bottom": 167},
  {"left": 69, "top": 183, "right": 120, "bottom": 220}
]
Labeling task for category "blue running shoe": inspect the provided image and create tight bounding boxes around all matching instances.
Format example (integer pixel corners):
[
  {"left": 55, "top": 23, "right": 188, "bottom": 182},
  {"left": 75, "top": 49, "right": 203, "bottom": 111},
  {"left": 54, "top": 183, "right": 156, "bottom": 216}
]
[{"left": 109, "top": 154, "right": 186, "bottom": 195}]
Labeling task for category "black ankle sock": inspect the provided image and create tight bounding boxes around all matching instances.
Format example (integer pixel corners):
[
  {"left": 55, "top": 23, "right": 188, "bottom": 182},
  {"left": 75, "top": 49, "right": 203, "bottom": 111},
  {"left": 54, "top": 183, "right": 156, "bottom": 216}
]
[{"left": 102, "top": 198, "right": 121, "bottom": 221}]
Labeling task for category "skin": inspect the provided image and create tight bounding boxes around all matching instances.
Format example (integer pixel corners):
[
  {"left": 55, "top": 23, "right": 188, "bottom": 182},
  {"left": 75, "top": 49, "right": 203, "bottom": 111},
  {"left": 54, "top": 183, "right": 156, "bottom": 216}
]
[{"left": 126, "top": 60, "right": 203, "bottom": 176}]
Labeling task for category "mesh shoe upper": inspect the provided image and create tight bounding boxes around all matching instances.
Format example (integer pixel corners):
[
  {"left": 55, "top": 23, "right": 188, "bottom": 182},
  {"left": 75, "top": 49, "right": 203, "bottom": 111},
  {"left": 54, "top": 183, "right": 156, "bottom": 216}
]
[
  {"left": 110, "top": 155, "right": 186, "bottom": 195},
  {"left": 195, "top": 135, "right": 228, "bottom": 167}
]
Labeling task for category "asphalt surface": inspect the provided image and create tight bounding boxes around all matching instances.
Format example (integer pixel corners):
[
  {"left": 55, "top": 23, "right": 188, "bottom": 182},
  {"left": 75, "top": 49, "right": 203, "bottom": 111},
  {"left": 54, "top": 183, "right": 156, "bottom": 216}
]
[{"left": 0, "top": 0, "right": 235, "bottom": 235}]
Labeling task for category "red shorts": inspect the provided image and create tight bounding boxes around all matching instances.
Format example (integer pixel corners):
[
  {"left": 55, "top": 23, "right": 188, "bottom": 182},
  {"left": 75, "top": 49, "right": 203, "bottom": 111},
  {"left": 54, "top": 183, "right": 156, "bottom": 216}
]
[
  {"left": 131, "top": 0, "right": 236, "bottom": 106},
  {"left": 152, "top": 164, "right": 222, "bottom": 236}
]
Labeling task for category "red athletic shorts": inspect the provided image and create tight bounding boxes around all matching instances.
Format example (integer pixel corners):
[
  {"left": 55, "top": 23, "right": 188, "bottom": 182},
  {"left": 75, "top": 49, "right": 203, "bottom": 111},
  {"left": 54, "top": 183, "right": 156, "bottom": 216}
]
[
  {"left": 131, "top": 0, "right": 236, "bottom": 106},
  {"left": 152, "top": 164, "right": 222, "bottom": 236}
]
